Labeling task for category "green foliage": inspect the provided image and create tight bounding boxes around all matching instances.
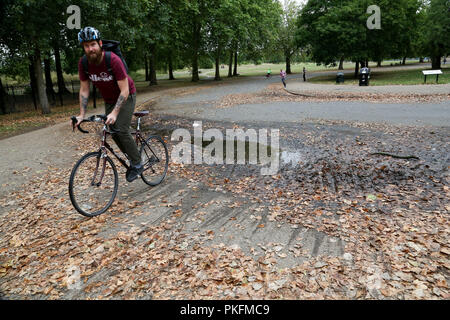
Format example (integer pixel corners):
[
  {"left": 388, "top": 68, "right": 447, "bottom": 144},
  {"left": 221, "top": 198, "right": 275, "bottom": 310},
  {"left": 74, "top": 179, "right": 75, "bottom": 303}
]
[
  {"left": 198, "top": 56, "right": 215, "bottom": 69},
  {"left": 423, "top": 0, "right": 450, "bottom": 57},
  {"left": 295, "top": 0, "right": 443, "bottom": 66},
  {"left": 3, "top": 0, "right": 447, "bottom": 86},
  {"left": 277, "top": 0, "right": 301, "bottom": 58}
]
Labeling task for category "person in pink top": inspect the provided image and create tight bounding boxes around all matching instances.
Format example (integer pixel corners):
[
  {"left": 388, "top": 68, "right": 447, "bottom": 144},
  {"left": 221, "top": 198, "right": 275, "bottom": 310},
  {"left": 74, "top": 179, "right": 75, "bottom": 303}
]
[
  {"left": 74, "top": 27, "right": 143, "bottom": 182},
  {"left": 280, "top": 69, "right": 287, "bottom": 88}
]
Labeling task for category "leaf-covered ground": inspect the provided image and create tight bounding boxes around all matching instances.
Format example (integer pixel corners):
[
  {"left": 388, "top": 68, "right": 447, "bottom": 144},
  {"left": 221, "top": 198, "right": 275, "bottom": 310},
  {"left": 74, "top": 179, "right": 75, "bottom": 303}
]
[{"left": 0, "top": 104, "right": 448, "bottom": 300}]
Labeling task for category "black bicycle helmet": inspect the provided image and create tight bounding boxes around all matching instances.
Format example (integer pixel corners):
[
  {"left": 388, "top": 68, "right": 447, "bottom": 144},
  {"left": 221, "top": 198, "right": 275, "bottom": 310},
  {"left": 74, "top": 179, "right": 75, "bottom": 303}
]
[{"left": 78, "top": 27, "right": 101, "bottom": 44}]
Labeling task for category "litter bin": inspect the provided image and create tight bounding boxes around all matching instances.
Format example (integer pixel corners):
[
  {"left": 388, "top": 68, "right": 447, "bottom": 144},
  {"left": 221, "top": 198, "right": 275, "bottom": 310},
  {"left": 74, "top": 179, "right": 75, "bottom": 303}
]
[
  {"left": 359, "top": 67, "right": 370, "bottom": 86},
  {"left": 336, "top": 72, "right": 344, "bottom": 84}
]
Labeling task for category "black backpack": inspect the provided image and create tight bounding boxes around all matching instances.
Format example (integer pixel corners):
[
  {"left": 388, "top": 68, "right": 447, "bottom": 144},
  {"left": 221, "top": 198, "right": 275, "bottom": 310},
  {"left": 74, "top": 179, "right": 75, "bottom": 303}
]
[{"left": 81, "top": 40, "right": 128, "bottom": 79}]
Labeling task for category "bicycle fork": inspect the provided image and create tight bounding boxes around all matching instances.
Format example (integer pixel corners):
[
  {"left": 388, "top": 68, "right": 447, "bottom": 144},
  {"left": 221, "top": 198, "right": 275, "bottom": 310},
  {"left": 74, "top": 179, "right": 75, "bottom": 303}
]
[
  {"left": 91, "top": 150, "right": 107, "bottom": 187},
  {"left": 91, "top": 128, "right": 109, "bottom": 187}
]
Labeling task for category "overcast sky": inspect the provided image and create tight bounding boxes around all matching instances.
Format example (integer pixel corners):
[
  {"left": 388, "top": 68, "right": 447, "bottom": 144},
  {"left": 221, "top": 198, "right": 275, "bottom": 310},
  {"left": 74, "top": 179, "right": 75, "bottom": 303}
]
[{"left": 280, "top": 0, "right": 307, "bottom": 10}]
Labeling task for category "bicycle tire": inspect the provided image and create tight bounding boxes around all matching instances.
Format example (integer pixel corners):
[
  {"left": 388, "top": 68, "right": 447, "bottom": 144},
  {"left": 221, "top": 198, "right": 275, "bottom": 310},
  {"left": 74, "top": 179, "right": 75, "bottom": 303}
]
[
  {"left": 139, "top": 135, "right": 169, "bottom": 186},
  {"left": 69, "top": 152, "right": 118, "bottom": 217}
]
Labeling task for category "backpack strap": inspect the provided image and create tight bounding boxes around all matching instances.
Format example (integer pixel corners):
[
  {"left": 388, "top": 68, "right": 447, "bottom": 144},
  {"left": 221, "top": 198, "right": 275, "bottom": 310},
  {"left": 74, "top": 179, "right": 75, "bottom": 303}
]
[
  {"left": 81, "top": 55, "right": 89, "bottom": 78},
  {"left": 105, "top": 51, "right": 113, "bottom": 76}
]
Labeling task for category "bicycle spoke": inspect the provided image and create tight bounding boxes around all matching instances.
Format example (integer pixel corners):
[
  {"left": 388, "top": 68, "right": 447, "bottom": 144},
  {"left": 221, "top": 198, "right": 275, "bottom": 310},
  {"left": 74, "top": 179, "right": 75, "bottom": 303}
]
[{"left": 139, "top": 136, "right": 168, "bottom": 186}]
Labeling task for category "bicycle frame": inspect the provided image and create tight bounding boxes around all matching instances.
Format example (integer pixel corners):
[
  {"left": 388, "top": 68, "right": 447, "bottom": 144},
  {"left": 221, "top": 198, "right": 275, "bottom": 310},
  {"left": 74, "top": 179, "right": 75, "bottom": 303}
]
[
  {"left": 70, "top": 113, "right": 168, "bottom": 217},
  {"left": 93, "top": 116, "right": 160, "bottom": 185}
]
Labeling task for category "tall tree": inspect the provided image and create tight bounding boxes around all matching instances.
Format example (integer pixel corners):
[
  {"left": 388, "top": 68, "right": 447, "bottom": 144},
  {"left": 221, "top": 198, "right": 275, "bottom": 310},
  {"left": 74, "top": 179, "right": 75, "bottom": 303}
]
[
  {"left": 205, "top": 0, "right": 237, "bottom": 81},
  {"left": 0, "top": 0, "right": 55, "bottom": 113},
  {"left": 278, "top": 0, "right": 300, "bottom": 74},
  {"left": 423, "top": 0, "right": 450, "bottom": 69},
  {"left": 297, "top": 0, "right": 367, "bottom": 76}
]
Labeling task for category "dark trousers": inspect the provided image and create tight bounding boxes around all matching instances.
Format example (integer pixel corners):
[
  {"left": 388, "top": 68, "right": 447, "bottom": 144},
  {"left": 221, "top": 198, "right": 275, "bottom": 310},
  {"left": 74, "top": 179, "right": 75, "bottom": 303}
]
[{"left": 105, "top": 93, "right": 141, "bottom": 166}]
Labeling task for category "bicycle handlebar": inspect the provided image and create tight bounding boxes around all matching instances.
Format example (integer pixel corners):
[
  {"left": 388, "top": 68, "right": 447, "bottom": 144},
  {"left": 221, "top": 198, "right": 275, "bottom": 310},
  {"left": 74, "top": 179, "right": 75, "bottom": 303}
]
[{"left": 71, "top": 115, "right": 107, "bottom": 134}]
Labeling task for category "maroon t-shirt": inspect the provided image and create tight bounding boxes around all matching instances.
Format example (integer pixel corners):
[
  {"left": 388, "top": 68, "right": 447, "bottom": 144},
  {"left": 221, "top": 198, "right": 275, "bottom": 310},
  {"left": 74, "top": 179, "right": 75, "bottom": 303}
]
[{"left": 78, "top": 52, "right": 136, "bottom": 104}]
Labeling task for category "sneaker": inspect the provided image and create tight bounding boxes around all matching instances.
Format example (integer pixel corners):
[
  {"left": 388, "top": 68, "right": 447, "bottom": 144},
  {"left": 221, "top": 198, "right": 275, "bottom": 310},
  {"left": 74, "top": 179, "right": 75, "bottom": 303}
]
[{"left": 126, "top": 163, "right": 144, "bottom": 182}]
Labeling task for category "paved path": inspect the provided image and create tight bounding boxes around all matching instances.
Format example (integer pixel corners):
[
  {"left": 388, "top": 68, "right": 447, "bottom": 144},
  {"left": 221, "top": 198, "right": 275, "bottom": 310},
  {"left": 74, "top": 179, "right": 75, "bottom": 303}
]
[
  {"left": 151, "top": 66, "right": 450, "bottom": 127},
  {"left": 286, "top": 81, "right": 450, "bottom": 96},
  {"left": 160, "top": 100, "right": 450, "bottom": 127}
]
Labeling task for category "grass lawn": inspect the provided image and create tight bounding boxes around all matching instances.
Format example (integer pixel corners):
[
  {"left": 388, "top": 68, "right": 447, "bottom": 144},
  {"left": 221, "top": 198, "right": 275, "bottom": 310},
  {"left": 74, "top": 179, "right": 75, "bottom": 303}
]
[
  {"left": 309, "top": 65, "right": 450, "bottom": 86},
  {"left": 0, "top": 58, "right": 428, "bottom": 85},
  {"left": 0, "top": 103, "right": 80, "bottom": 139},
  {"left": 129, "top": 60, "right": 426, "bottom": 81}
]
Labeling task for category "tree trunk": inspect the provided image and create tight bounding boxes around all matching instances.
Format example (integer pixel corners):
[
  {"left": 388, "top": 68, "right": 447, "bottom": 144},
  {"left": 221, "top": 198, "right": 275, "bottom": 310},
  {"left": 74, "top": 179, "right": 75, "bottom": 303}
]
[
  {"left": 168, "top": 53, "right": 175, "bottom": 80},
  {"left": 431, "top": 56, "right": 441, "bottom": 69},
  {"left": 339, "top": 57, "right": 344, "bottom": 70},
  {"left": 33, "top": 48, "right": 51, "bottom": 114},
  {"left": 214, "top": 49, "right": 221, "bottom": 81},
  {"left": 419, "top": 57, "right": 424, "bottom": 63},
  {"left": 354, "top": 61, "right": 360, "bottom": 78},
  {"left": 149, "top": 44, "right": 157, "bottom": 85},
  {"left": 228, "top": 50, "right": 233, "bottom": 77},
  {"left": 402, "top": 56, "right": 406, "bottom": 65},
  {"left": 0, "top": 78, "right": 6, "bottom": 115},
  {"left": 29, "top": 59, "right": 38, "bottom": 110},
  {"left": 144, "top": 54, "right": 149, "bottom": 81},
  {"left": 377, "top": 60, "right": 382, "bottom": 67},
  {"left": 233, "top": 51, "right": 238, "bottom": 76},
  {"left": 286, "top": 54, "right": 292, "bottom": 74},
  {"left": 191, "top": 19, "right": 201, "bottom": 82},
  {"left": 53, "top": 42, "right": 70, "bottom": 95},
  {"left": 44, "top": 56, "right": 56, "bottom": 105}
]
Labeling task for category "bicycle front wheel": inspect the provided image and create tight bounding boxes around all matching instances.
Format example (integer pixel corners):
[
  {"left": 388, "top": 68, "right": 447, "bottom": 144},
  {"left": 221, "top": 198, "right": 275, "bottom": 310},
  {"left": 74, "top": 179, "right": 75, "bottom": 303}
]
[
  {"left": 69, "top": 152, "right": 118, "bottom": 217},
  {"left": 140, "top": 135, "right": 169, "bottom": 186}
]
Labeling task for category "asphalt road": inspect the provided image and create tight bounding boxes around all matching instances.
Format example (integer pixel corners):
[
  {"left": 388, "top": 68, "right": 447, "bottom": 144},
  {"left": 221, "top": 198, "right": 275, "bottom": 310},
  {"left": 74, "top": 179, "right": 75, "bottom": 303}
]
[{"left": 153, "top": 72, "right": 450, "bottom": 127}]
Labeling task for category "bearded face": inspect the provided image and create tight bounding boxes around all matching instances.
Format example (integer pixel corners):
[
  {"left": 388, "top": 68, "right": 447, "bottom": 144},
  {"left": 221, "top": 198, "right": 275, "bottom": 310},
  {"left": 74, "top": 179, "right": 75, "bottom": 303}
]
[{"left": 83, "top": 40, "right": 103, "bottom": 64}]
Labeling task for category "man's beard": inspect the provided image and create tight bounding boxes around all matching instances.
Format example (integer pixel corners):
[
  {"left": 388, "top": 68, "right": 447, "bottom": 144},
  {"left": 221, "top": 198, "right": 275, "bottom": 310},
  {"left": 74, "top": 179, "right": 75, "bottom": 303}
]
[{"left": 87, "top": 50, "right": 102, "bottom": 64}]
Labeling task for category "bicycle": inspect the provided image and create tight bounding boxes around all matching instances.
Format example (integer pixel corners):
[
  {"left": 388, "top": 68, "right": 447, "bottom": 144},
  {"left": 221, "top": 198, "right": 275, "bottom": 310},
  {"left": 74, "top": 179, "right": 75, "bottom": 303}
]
[{"left": 69, "top": 111, "right": 169, "bottom": 217}]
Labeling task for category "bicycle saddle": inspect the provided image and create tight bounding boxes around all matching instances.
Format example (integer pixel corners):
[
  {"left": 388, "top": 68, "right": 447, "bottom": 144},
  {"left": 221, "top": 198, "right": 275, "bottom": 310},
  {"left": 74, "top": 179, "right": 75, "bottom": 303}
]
[{"left": 134, "top": 111, "right": 149, "bottom": 117}]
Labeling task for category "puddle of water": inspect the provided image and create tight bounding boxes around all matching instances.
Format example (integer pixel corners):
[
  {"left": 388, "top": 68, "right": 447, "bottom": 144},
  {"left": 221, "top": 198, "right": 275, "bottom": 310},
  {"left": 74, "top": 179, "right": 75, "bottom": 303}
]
[
  {"left": 190, "top": 137, "right": 275, "bottom": 165},
  {"left": 141, "top": 125, "right": 305, "bottom": 167},
  {"left": 280, "top": 150, "right": 304, "bottom": 166},
  {"left": 187, "top": 138, "right": 304, "bottom": 166}
]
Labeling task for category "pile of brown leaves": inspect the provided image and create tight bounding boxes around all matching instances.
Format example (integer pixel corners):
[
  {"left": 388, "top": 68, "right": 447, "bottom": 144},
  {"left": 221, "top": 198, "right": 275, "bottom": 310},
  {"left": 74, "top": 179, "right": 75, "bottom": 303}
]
[{"left": 0, "top": 110, "right": 448, "bottom": 300}]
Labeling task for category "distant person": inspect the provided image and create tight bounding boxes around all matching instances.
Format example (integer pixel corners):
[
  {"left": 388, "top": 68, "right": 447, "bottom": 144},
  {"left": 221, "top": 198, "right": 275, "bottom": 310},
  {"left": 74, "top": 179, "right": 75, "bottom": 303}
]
[
  {"left": 280, "top": 69, "right": 286, "bottom": 88},
  {"left": 266, "top": 69, "right": 271, "bottom": 78},
  {"left": 303, "top": 67, "right": 306, "bottom": 82},
  {"left": 444, "top": 57, "right": 447, "bottom": 65}
]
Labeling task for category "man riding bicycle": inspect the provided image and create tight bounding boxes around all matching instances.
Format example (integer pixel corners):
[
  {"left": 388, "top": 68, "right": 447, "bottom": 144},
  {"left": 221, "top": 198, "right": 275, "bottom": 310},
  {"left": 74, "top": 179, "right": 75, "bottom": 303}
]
[{"left": 74, "top": 26, "right": 143, "bottom": 182}]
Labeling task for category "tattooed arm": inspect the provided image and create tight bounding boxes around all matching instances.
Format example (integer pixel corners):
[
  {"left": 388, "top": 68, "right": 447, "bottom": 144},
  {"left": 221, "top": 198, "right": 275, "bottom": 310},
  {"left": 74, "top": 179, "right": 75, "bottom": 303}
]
[
  {"left": 75, "top": 79, "right": 90, "bottom": 127},
  {"left": 106, "top": 78, "right": 129, "bottom": 125}
]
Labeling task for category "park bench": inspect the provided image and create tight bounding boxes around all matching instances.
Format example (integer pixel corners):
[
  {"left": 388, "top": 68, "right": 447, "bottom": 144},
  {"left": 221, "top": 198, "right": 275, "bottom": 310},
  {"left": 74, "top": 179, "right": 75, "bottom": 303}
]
[{"left": 422, "top": 70, "right": 443, "bottom": 83}]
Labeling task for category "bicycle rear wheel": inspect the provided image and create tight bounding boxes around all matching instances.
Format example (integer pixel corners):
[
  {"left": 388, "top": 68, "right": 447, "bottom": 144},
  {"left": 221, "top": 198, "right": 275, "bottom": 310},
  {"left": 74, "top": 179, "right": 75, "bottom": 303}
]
[
  {"left": 140, "top": 135, "right": 169, "bottom": 186},
  {"left": 69, "top": 152, "right": 118, "bottom": 217}
]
